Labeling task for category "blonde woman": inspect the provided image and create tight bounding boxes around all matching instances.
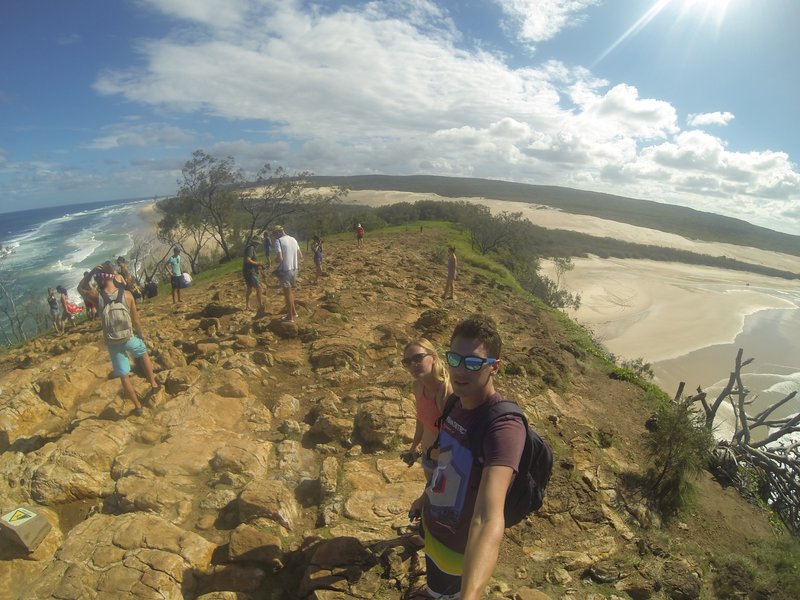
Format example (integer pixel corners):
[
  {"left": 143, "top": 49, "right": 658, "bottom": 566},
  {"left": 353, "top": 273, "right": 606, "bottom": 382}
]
[{"left": 402, "top": 338, "right": 452, "bottom": 479}]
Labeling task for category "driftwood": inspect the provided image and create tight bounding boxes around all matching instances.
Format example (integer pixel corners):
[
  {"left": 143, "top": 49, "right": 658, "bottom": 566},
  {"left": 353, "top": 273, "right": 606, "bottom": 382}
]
[{"left": 681, "top": 348, "right": 799, "bottom": 536}]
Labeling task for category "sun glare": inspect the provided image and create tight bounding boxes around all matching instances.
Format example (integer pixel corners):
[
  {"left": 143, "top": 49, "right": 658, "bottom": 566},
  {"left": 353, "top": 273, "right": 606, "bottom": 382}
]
[
  {"left": 677, "top": 0, "right": 735, "bottom": 28},
  {"left": 594, "top": 0, "right": 736, "bottom": 66}
]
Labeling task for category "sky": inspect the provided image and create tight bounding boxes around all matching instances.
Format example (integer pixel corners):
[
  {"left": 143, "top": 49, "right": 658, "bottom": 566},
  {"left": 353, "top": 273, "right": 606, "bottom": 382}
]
[{"left": 1, "top": 0, "right": 799, "bottom": 235}]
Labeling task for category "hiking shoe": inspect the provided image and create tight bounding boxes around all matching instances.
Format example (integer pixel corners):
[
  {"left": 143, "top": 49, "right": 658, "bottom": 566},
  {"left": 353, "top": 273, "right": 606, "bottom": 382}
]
[{"left": 132, "top": 406, "right": 145, "bottom": 417}]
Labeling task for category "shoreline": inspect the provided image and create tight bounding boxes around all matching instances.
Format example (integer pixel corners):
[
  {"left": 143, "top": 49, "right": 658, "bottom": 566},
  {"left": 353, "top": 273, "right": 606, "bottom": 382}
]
[{"left": 550, "top": 256, "right": 800, "bottom": 363}]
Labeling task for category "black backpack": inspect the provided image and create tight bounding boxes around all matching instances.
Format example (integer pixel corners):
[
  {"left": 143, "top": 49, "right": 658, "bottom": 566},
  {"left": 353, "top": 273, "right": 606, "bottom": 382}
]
[{"left": 434, "top": 395, "right": 553, "bottom": 527}]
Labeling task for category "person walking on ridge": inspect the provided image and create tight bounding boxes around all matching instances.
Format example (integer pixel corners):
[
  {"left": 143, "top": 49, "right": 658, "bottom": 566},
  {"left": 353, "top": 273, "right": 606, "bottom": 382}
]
[
  {"left": 165, "top": 246, "right": 184, "bottom": 304},
  {"left": 312, "top": 235, "right": 324, "bottom": 284},
  {"left": 78, "top": 264, "right": 161, "bottom": 416},
  {"left": 47, "top": 288, "right": 63, "bottom": 335},
  {"left": 355, "top": 223, "right": 365, "bottom": 248},
  {"left": 273, "top": 225, "right": 302, "bottom": 322},
  {"left": 243, "top": 236, "right": 265, "bottom": 312},
  {"left": 443, "top": 246, "right": 458, "bottom": 300}
]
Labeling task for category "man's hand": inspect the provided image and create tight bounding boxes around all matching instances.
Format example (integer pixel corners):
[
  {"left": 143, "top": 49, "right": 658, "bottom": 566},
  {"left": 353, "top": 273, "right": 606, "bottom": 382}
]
[
  {"left": 400, "top": 448, "right": 420, "bottom": 467},
  {"left": 408, "top": 494, "right": 425, "bottom": 521}
]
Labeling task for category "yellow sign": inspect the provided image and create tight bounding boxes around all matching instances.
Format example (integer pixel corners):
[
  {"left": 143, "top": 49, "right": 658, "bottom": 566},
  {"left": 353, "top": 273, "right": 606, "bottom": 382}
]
[{"left": 1, "top": 507, "right": 36, "bottom": 526}]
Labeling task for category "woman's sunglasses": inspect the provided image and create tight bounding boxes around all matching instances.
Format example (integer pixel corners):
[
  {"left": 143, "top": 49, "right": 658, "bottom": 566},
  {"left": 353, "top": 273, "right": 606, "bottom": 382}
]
[
  {"left": 402, "top": 352, "right": 430, "bottom": 367},
  {"left": 445, "top": 351, "right": 498, "bottom": 371}
]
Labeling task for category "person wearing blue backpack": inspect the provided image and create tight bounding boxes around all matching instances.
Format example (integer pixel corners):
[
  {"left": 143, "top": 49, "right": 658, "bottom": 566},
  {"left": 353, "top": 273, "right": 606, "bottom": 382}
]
[{"left": 408, "top": 313, "right": 551, "bottom": 600}]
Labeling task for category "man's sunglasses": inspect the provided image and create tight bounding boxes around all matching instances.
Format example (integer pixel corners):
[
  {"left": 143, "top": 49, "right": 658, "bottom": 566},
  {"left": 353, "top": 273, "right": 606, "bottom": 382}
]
[
  {"left": 402, "top": 352, "right": 430, "bottom": 367},
  {"left": 445, "top": 351, "right": 498, "bottom": 371}
]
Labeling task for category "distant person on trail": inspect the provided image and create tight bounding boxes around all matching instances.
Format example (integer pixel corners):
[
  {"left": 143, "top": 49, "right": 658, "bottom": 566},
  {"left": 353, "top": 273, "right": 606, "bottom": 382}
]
[
  {"left": 47, "top": 288, "right": 63, "bottom": 335},
  {"left": 165, "top": 247, "right": 184, "bottom": 304},
  {"left": 262, "top": 231, "right": 272, "bottom": 268},
  {"left": 116, "top": 256, "right": 141, "bottom": 300},
  {"left": 355, "top": 223, "right": 365, "bottom": 247},
  {"left": 407, "top": 314, "right": 526, "bottom": 600},
  {"left": 82, "top": 272, "right": 97, "bottom": 320},
  {"left": 116, "top": 256, "right": 132, "bottom": 288},
  {"left": 78, "top": 264, "right": 161, "bottom": 416},
  {"left": 312, "top": 235, "right": 324, "bottom": 284},
  {"left": 401, "top": 338, "right": 451, "bottom": 481},
  {"left": 243, "top": 236, "right": 265, "bottom": 312},
  {"left": 57, "top": 285, "right": 83, "bottom": 329},
  {"left": 273, "top": 225, "right": 302, "bottom": 322},
  {"left": 443, "top": 246, "right": 458, "bottom": 300}
]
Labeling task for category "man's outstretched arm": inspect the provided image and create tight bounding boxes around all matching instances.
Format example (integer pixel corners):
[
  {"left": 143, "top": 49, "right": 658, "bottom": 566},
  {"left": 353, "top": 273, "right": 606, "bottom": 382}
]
[{"left": 459, "top": 464, "right": 514, "bottom": 600}]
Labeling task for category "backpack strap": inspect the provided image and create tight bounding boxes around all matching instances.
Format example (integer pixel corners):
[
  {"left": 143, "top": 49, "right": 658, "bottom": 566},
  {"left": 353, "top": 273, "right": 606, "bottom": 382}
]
[
  {"left": 98, "top": 284, "right": 126, "bottom": 306},
  {"left": 467, "top": 401, "right": 528, "bottom": 466},
  {"left": 425, "top": 393, "right": 459, "bottom": 462}
]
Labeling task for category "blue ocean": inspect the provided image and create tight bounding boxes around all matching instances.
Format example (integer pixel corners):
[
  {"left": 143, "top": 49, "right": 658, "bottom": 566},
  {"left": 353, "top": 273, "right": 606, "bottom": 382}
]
[{"left": 0, "top": 198, "right": 154, "bottom": 340}]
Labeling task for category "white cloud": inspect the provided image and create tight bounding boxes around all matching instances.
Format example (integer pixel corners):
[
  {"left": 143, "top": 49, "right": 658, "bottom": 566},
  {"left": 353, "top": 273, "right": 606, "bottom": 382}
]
[
  {"left": 493, "top": 0, "right": 601, "bottom": 44},
  {"left": 80, "top": 1, "right": 798, "bottom": 233},
  {"left": 86, "top": 123, "right": 195, "bottom": 150},
  {"left": 56, "top": 33, "right": 81, "bottom": 46},
  {"left": 687, "top": 111, "right": 735, "bottom": 127},
  {"left": 137, "top": 0, "right": 255, "bottom": 30}
]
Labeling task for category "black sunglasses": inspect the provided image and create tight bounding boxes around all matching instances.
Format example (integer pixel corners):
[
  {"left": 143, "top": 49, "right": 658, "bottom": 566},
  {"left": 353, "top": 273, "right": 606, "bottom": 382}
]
[
  {"left": 445, "top": 351, "right": 498, "bottom": 372},
  {"left": 402, "top": 352, "right": 430, "bottom": 366}
]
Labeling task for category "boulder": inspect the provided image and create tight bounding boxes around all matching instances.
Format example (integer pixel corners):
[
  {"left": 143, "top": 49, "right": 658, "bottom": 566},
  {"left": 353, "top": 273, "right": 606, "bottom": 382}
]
[
  {"left": 20, "top": 513, "right": 215, "bottom": 600},
  {"left": 238, "top": 480, "right": 301, "bottom": 530},
  {"left": 164, "top": 365, "right": 201, "bottom": 395},
  {"left": 228, "top": 523, "right": 283, "bottom": 565}
]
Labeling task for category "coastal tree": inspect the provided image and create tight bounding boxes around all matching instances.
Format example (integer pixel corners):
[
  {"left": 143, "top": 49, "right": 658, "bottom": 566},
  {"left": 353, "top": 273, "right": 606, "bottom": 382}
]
[
  {"left": 680, "top": 349, "right": 800, "bottom": 535},
  {"left": 173, "top": 150, "right": 243, "bottom": 261},
  {"left": 463, "top": 209, "right": 520, "bottom": 255},
  {"left": 155, "top": 203, "right": 215, "bottom": 275},
  {"left": 238, "top": 164, "right": 348, "bottom": 241},
  {"left": 0, "top": 247, "right": 35, "bottom": 344}
]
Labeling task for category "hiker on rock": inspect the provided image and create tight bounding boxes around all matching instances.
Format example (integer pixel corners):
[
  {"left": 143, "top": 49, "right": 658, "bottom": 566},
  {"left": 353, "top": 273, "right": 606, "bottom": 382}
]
[
  {"left": 272, "top": 225, "right": 302, "bottom": 322},
  {"left": 243, "top": 235, "right": 265, "bottom": 312},
  {"left": 408, "top": 314, "right": 526, "bottom": 600},
  {"left": 443, "top": 246, "right": 458, "bottom": 300},
  {"left": 78, "top": 263, "right": 161, "bottom": 416},
  {"left": 164, "top": 246, "right": 184, "bottom": 304},
  {"left": 355, "top": 223, "right": 365, "bottom": 247},
  {"left": 312, "top": 235, "right": 324, "bottom": 284},
  {"left": 47, "top": 288, "right": 63, "bottom": 335},
  {"left": 82, "top": 272, "right": 97, "bottom": 320},
  {"left": 57, "top": 285, "right": 83, "bottom": 329},
  {"left": 401, "top": 338, "right": 451, "bottom": 480}
]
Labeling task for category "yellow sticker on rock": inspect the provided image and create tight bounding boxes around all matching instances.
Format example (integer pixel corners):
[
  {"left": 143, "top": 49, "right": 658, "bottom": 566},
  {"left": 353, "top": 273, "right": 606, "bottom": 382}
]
[{"left": 1, "top": 507, "right": 36, "bottom": 526}]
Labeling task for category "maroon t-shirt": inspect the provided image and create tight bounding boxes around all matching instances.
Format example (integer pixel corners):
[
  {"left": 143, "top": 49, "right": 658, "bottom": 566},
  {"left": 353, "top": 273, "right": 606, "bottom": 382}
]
[{"left": 422, "top": 393, "right": 526, "bottom": 553}]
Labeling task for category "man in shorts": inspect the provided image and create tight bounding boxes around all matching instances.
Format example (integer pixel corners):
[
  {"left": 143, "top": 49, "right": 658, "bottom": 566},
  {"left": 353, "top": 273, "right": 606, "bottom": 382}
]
[
  {"left": 165, "top": 246, "right": 183, "bottom": 304},
  {"left": 78, "top": 263, "right": 161, "bottom": 416},
  {"left": 243, "top": 236, "right": 264, "bottom": 312},
  {"left": 272, "top": 225, "right": 302, "bottom": 322}
]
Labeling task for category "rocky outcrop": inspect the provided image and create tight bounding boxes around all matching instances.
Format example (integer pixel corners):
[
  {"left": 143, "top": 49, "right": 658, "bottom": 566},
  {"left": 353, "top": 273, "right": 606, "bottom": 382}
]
[{"left": 0, "top": 233, "right": 779, "bottom": 600}]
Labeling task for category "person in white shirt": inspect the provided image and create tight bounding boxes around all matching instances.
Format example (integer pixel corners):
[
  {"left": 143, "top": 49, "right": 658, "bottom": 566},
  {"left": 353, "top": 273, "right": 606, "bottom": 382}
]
[{"left": 272, "top": 225, "right": 302, "bottom": 322}]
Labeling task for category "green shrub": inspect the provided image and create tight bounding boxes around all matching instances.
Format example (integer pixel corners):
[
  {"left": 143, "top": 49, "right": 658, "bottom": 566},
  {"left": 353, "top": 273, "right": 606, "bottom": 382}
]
[{"left": 643, "top": 401, "right": 714, "bottom": 518}]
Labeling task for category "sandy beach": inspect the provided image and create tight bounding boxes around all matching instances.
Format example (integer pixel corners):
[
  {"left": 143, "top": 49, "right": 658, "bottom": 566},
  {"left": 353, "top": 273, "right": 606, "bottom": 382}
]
[{"left": 347, "top": 189, "right": 800, "bottom": 395}]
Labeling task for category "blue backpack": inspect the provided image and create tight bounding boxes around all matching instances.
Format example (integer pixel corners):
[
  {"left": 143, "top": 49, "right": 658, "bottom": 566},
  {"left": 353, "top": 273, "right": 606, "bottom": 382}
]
[{"left": 435, "top": 395, "right": 553, "bottom": 527}]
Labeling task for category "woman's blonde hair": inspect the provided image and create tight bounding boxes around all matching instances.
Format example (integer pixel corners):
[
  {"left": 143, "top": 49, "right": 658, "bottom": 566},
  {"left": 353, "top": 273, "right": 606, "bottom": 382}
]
[{"left": 404, "top": 338, "right": 451, "bottom": 411}]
